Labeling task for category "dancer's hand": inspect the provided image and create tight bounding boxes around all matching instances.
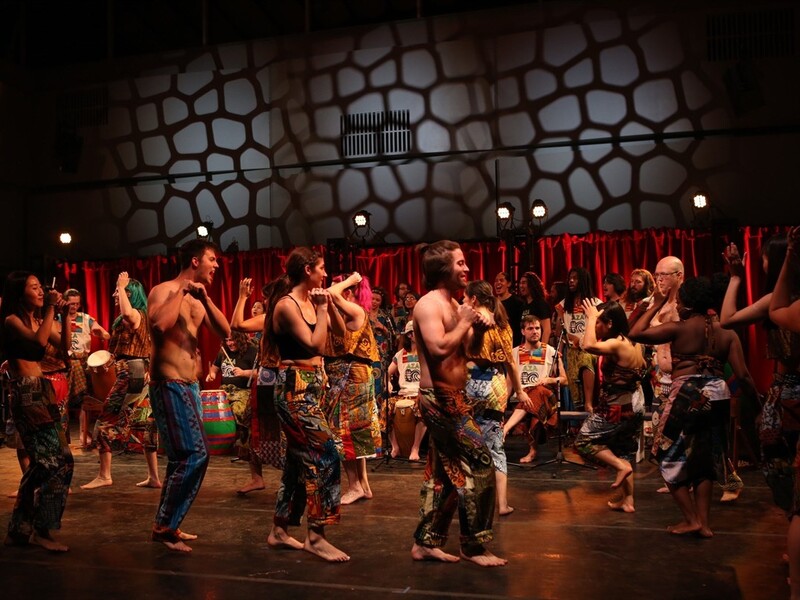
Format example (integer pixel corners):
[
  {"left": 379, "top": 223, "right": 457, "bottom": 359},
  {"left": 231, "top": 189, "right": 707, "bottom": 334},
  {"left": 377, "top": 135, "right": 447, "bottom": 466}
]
[
  {"left": 310, "top": 288, "right": 329, "bottom": 307},
  {"left": 582, "top": 298, "right": 603, "bottom": 320},
  {"left": 239, "top": 278, "right": 253, "bottom": 299},
  {"left": 186, "top": 281, "right": 208, "bottom": 301},
  {"left": 722, "top": 242, "right": 746, "bottom": 278},
  {"left": 117, "top": 271, "right": 130, "bottom": 290}
]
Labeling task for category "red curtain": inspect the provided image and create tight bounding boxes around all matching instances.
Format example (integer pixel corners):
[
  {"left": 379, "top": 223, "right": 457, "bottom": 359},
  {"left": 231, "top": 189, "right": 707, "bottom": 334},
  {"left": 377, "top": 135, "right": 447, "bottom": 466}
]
[{"left": 57, "top": 227, "right": 786, "bottom": 391}]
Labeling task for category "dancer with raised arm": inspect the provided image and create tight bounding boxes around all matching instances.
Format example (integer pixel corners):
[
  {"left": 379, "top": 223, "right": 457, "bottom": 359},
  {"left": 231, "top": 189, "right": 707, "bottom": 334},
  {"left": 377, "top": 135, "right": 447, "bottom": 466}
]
[
  {"left": 266, "top": 248, "right": 350, "bottom": 563},
  {"left": 148, "top": 240, "right": 231, "bottom": 552},
  {"left": 410, "top": 241, "right": 506, "bottom": 567}
]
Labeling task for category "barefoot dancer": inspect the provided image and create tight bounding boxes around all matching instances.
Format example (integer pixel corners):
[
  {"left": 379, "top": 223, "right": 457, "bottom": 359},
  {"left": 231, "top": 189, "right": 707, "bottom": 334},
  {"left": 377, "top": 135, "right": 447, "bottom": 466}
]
[
  {"left": 81, "top": 273, "right": 161, "bottom": 490},
  {"left": 463, "top": 280, "right": 529, "bottom": 517},
  {"left": 147, "top": 240, "right": 231, "bottom": 552},
  {"left": 266, "top": 248, "right": 350, "bottom": 563},
  {"left": 2, "top": 272, "right": 73, "bottom": 552},
  {"left": 630, "top": 277, "right": 758, "bottom": 537},
  {"left": 503, "top": 315, "right": 566, "bottom": 463},
  {"left": 410, "top": 241, "right": 507, "bottom": 567},
  {"left": 575, "top": 300, "right": 647, "bottom": 513},
  {"left": 324, "top": 273, "right": 380, "bottom": 505}
]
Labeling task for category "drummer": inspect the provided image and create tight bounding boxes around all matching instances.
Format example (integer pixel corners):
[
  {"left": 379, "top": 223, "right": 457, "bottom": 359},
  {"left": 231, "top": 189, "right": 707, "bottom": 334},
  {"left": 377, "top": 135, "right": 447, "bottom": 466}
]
[
  {"left": 81, "top": 272, "right": 160, "bottom": 490},
  {"left": 387, "top": 320, "right": 426, "bottom": 461},
  {"left": 205, "top": 331, "right": 258, "bottom": 460},
  {"left": 63, "top": 288, "right": 110, "bottom": 450}
]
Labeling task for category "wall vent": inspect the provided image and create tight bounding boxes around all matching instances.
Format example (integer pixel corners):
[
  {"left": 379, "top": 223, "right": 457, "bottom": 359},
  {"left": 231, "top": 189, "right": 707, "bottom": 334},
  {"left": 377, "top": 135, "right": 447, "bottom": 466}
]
[
  {"left": 707, "top": 8, "right": 795, "bottom": 61},
  {"left": 341, "top": 110, "right": 411, "bottom": 158},
  {"left": 56, "top": 86, "right": 109, "bottom": 129}
]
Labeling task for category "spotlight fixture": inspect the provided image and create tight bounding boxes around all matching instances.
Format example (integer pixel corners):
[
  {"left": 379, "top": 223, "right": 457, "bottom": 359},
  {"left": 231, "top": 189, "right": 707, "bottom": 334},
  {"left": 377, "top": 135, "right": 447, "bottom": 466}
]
[
  {"left": 59, "top": 232, "right": 72, "bottom": 245},
  {"left": 693, "top": 193, "right": 708, "bottom": 209},
  {"left": 353, "top": 210, "right": 371, "bottom": 229},
  {"left": 496, "top": 202, "right": 515, "bottom": 222},
  {"left": 531, "top": 199, "right": 548, "bottom": 220},
  {"left": 197, "top": 220, "right": 214, "bottom": 240}
]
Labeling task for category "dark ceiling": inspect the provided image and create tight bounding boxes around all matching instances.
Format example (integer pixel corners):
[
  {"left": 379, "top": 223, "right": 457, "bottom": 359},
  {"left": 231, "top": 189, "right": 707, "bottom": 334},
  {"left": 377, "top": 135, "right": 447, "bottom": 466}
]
[{"left": 0, "top": 0, "right": 540, "bottom": 70}]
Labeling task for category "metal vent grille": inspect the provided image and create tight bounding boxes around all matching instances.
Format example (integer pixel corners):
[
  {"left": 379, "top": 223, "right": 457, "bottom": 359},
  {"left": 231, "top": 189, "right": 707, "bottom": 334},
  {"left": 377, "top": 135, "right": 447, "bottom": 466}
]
[
  {"left": 56, "top": 87, "right": 109, "bottom": 129},
  {"left": 341, "top": 110, "right": 411, "bottom": 158},
  {"left": 707, "top": 8, "right": 796, "bottom": 61}
]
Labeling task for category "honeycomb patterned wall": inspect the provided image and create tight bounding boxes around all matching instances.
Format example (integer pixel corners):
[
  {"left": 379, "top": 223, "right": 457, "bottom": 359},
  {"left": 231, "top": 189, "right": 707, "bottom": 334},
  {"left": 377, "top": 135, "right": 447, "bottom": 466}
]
[{"left": 29, "top": 2, "right": 793, "bottom": 259}]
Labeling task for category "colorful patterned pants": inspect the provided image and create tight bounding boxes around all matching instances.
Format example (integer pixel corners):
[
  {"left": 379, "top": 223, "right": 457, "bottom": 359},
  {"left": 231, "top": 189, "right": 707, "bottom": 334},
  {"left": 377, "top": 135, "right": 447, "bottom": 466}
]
[
  {"left": 150, "top": 379, "right": 208, "bottom": 532},
  {"left": 8, "top": 376, "right": 74, "bottom": 539},
  {"left": 414, "top": 387, "right": 495, "bottom": 548},
  {"left": 274, "top": 366, "right": 341, "bottom": 529}
]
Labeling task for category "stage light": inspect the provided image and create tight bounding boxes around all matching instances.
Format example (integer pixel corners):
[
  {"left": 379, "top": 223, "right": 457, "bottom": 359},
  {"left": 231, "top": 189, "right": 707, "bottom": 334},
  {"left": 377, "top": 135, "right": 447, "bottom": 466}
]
[
  {"left": 197, "top": 221, "right": 214, "bottom": 239},
  {"left": 353, "top": 210, "right": 371, "bottom": 229},
  {"left": 59, "top": 232, "right": 72, "bottom": 245},
  {"left": 531, "top": 199, "right": 548, "bottom": 220},
  {"left": 497, "top": 202, "right": 514, "bottom": 222},
  {"left": 693, "top": 193, "right": 708, "bottom": 209}
]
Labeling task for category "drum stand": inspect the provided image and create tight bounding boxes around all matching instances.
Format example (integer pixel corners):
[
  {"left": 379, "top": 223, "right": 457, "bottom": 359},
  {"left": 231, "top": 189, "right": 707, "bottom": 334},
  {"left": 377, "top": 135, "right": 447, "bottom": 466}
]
[{"left": 526, "top": 329, "right": 596, "bottom": 476}]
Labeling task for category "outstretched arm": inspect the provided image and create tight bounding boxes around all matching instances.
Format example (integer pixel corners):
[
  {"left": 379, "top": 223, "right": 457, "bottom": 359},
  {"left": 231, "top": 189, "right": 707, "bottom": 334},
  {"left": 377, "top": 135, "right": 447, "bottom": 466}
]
[
  {"left": 231, "top": 278, "right": 266, "bottom": 333},
  {"left": 769, "top": 226, "right": 800, "bottom": 333}
]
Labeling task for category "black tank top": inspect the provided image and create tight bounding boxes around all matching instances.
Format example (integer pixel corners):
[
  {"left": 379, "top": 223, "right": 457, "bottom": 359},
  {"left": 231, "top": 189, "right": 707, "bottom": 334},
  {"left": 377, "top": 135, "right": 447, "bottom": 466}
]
[{"left": 274, "top": 295, "right": 317, "bottom": 361}]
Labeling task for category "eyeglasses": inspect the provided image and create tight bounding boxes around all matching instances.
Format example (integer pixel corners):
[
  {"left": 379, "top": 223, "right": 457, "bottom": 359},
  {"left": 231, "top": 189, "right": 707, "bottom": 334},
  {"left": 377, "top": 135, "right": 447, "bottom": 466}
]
[{"left": 654, "top": 270, "right": 680, "bottom": 279}]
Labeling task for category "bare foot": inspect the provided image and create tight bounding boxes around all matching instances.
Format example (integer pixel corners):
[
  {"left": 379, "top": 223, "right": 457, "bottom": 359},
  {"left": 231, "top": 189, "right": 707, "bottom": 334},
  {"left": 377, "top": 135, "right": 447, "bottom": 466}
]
[
  {"left": 267, "top": 528, "right": 304, "bottom": 550},
  {"left": 411, "top": 543, "right": 460, "bottom": 562},
  {"left": 460, "top": 548, "right": 508, "bottom": 567},
  {"left": 697, "top": 527, "right": 714, "bottom": 538},
  {"left": 611, "top": 460, "right": 633, "bottom": 489},
  {"left": 136, "top": 477, "right": 162, "bottom": 489},
  {"left": 390, "top": 448, "right": 399, "bottom": 458},
  {"left": 656, "top": 485, "right": 669, "bottom": 494},
  {"left": 304, "top": 532, "right": 350, "bottom": 562},
  {"left": 499, "top": 506, "right": 515, "bottom": 516},
  {"left": 152, "top": 529, "right": 192, "bottom": 553},
  {"left": 236, "top": 481, "right": 265, "bottom": 495},
  {"left": 667, "top": 520, "right": 702, "bottom": 535},
  {"left": 720, "top": 488, "right": 741, "bottom": 503},
  {"left": 30, "top": 531, "right": 69, "bottom": 552},
  {"left": 607, "top": 497, "right": 635, "bottom": 513},
  {"left": 408, "top": 452, "right": 421, "bottom": 461},
  {"left": 177, "top": 530, "right": 198, "bottom": 541},
  {"left": 341, "top": 489, "right": 365, "bottom": 505},
  {"left": 80, "top": 477, "right": 113, "bottom": 490},
  {"left": 519, "top": 451, "right": 537, "bottom": 464}
]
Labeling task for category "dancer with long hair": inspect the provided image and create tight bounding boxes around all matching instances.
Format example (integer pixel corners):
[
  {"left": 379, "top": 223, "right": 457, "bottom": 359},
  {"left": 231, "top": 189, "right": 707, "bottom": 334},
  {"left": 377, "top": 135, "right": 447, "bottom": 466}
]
[
  {"left": 81, "top": 272, "right": 160, "bottom": 490},
  {"left": 2, "top": 272, "right": 73, "bottom": 551}
]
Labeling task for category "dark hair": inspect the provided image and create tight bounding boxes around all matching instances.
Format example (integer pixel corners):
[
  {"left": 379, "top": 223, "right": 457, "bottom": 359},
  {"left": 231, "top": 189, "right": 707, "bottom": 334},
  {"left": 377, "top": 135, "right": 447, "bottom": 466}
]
[
  {"left": 372, "top": 286, "right": 390, "bottom": 310},
  {"left": 404, "top": 291, "right": 420, "bottom": 303},
  {"left": 178, "top": 239, "right": 221, "bottom": 270},
  {"left": 394, "top": 282, "right": 411, "bottom": 299},
  {"left": 763, "top": 234, "right": 789, "bottom": 294},
  {"left": 550, "top": 281, "right": 567, "bottom": 305},
  {"left": 1, "top": 272, "right": 39, "bottom": 353},
  {"left": 465, "top": 280, "right": 509, "bottom": 329},
  {"left": 678, "top": 277, "right": 716, "bottom": 315},
  {"left": 603, "top": 273, "right": 626, "bottom": 296},
  {"left": 418, "top": 240, "right": 461, "bottom": 290},
  {"left": 596, "top": 301, "right": 629, "bottom": 338},
  {"left": 520, "top": 271, "right": 547, "bottom": 305},
  {"left": 564, "top": 267, "right": 593, "bottom": 312},
  {"left": 285, "top": 247, "right": 322, "bottom": 286},
  {"left": 228, "top": 330, "right": 252, "bottom": 359},
  {"left": 622, "top": 269, "right": 655, "bottom": 304},
  {"left": 521, "top": 314, "right": 541, "bottom": 329}
]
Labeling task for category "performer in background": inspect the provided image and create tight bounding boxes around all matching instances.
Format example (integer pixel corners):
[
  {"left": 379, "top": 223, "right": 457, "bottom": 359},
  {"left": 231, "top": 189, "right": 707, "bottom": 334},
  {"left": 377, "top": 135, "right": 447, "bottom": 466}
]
[
  {"left": 387, "top": 320, "right": 425, "bottom": 460},
  {"left": 1, "top": 272, "right": 72, "bottom": 552},
  {"left": 503, "top": 315, "right": 566, "bottom": 463},
  {"left": 81, "top": 273, "right": 160, "bottom": 490},
  {"left": 147, "top": 240, "right": 231, "bottom": 552}
]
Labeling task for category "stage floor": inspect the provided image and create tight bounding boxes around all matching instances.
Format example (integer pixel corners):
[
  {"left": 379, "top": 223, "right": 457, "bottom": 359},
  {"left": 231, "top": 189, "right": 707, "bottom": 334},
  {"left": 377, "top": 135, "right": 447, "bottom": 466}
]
[{"left": 0, "top": 433, "right": 790, "bottom": 600}]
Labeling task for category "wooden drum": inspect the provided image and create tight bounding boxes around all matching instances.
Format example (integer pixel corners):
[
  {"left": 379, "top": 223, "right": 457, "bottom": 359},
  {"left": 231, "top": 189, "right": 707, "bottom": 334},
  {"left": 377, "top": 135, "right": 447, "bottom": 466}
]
[{"left": 393, "top": 398, "right": 417, "bottom": 458}]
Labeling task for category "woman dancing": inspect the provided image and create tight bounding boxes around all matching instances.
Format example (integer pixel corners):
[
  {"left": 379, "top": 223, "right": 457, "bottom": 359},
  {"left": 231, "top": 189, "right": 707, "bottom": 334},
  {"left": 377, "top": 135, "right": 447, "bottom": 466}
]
[
  {"left": 630, "top": 277, "right": 759, "bottom": 537},
  {"left": 266, "top": 248, "right": 349, "bottom": 562},
  {"left": 575, "top": 300, "right": 647, "bottom": 513},
  {"left": 81, "top": 272, "right": 160, "bottom": 490},
  {"left": 1, "top": 272, "right": 73, "bottom": 551}
]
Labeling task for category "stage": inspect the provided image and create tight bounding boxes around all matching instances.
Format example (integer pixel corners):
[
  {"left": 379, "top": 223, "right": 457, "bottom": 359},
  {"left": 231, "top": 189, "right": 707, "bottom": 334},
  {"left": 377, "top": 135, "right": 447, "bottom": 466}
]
[{"left": 0, "top": 433, "right": 789, "bottom": 599}]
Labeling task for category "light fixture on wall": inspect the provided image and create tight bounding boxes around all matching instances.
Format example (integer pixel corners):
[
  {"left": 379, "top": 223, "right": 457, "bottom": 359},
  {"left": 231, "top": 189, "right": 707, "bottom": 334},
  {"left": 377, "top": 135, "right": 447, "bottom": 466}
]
[
  {"left": 693, "top": 192, "right": 708, "bottom": 210},
  {"left": 530, "top": 199, "right": 548, "bottom": 229},
  {"left": 353, "top": 210, "right": 371, "bottom": 230},
  {"left": 690, "top": 190, "right": 711, "bottom": 228},
  {"left": 59, "top": 232, "right": 72, "bottom": 245},
  {"left": 348, "top": 210, "right": 383, "bottom": 244},
  {"left": 197, "top": 220, "right": 214, "bottom": 240},
  {"left": 496, "top": 202, "right": 515, "bottom": 230}
]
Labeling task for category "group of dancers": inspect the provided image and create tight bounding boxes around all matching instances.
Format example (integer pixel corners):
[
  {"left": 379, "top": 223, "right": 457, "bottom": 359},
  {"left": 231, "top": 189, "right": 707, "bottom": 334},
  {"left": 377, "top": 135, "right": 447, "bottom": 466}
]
[{"left": 4, "top": 227, "right": 800, "bottom": 579}]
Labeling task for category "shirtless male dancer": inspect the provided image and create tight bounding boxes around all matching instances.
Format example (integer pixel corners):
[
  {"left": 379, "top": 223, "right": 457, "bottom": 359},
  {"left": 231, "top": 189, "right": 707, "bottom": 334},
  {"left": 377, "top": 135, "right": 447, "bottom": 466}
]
[
  {"left": 410, "top": 240, "right": 507, "bottom": 567},
  {"left": 147, "top": 240, "right": 231, "bottom": 552}
]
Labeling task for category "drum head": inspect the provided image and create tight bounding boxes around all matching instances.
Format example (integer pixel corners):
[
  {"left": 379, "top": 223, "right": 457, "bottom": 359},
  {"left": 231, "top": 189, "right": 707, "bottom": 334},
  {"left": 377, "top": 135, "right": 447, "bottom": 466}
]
[
  {"left": 87, "top": 350, "right": 113, "bottom": 368},
  {"left": 396, "top": 398, "right": 415, "bottom": 409}
]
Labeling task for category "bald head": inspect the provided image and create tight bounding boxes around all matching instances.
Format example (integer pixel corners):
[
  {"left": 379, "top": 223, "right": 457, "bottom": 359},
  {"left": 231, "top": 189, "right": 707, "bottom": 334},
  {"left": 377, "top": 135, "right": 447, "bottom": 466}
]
[{"left": 654, "top": 256, "right": 684, "bottom": 296}]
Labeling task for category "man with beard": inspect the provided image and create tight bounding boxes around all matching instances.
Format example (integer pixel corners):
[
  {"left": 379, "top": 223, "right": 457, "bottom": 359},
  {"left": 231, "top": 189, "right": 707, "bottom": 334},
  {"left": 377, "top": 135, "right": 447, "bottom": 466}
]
[
  {"left": 147, "top": 240, "right": 231, "bottom": 552},
  {"left": 622, "top": 269, "right": 656, "bottom": 326},
  {"left": 411, "top": 241, "right": 506, "bottom": 567}
]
